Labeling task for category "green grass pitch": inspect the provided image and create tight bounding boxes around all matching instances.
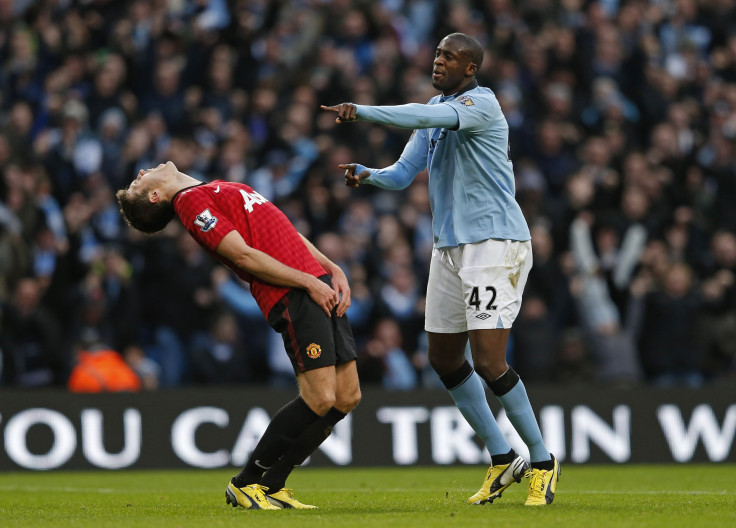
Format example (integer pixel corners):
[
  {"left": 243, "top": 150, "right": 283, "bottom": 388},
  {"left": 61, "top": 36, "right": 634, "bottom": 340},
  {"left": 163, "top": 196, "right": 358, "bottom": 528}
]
[{"left": 1, "top": 465, "right": 734, "bottom": 528}]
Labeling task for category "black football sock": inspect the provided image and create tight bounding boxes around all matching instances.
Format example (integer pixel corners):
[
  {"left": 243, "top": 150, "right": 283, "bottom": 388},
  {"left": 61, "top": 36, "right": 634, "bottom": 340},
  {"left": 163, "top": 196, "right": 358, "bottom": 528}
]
[
  {"left": 531, "top": 456, "right": 555, "bottom": 471},
  {"left": 438, "top": 360, "right": 474, "bottom": 390},
  {"left": 491, "top": 448, "right": 516, "bottom": 466},
  {"left": 260, "top": 407, "right": 346, "bottom": 492},
  {"left": 232, "top": 397, "right": 320, "bottom": 487}
]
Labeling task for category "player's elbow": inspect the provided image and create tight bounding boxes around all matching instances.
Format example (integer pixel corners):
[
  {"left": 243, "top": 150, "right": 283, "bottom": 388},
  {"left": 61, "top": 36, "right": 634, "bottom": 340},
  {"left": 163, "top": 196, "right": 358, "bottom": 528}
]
[
  {"left": 380, "top": 176, "right": 413, "bottom": 190},
  {"left": 413, "top": 115, "right": 437, "bottom": 128},
  {"left": 390, "top": 160, "right": 420, "bottom": 190},
  {"left": 232, "top": 250, "right": 259, "bottom": 275},
  {"left": 395, "top": 180, "right": 413, "bottom": 190}
]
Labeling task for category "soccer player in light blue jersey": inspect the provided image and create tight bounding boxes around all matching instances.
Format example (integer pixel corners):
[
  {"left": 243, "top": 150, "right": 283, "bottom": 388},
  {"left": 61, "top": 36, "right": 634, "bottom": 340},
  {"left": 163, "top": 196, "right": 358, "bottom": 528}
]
[{"left": 322, "top": 33, "right": 560, "bottom": 506}]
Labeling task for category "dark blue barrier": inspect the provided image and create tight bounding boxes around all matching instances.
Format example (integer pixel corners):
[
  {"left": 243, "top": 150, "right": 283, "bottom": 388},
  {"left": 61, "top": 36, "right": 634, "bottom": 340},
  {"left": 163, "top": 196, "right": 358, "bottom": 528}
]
[{"left": 0, "top": 386, "right": 734, "bottom": 470}]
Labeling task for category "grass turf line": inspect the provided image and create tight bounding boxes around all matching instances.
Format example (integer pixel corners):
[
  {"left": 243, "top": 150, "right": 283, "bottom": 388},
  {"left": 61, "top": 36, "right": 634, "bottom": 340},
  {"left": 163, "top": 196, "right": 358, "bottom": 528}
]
[{"left": 0, "top": 465, "right": 734, "bottom": 528}]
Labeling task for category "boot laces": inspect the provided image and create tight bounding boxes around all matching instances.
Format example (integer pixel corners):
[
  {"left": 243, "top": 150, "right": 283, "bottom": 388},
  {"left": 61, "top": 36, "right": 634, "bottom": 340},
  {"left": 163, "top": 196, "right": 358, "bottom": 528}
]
[{"left": 526, "top": 469, "right": 547, "bottom": 499}]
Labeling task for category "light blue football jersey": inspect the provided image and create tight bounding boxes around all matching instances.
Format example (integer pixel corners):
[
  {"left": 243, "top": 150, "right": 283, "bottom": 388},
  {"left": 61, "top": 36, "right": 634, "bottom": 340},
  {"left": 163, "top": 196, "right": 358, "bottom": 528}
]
[{"left": 357, "top": 85, "right": 531, "bottom": 248}]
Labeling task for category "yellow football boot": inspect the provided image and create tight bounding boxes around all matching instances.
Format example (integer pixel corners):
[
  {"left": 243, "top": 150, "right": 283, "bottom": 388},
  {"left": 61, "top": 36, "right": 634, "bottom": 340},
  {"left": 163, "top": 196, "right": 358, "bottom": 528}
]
[
  {"left": 524, "top": 455, "right": 561, "bottom": 506},
  {"left": 266, "top": 488, "right": 318, "bottom": 509},
  {"left": 468, "top": 455, "right": 529, "bottom": 505},
  {"left": 225, "top": 481, "right": 280, "bottom": 510}
]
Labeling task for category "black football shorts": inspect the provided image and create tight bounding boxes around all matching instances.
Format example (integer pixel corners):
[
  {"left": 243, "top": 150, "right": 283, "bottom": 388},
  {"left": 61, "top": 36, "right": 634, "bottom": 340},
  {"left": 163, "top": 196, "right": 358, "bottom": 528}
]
[{"left": 267, "top": 275, "right": 357, "bottom": 375}]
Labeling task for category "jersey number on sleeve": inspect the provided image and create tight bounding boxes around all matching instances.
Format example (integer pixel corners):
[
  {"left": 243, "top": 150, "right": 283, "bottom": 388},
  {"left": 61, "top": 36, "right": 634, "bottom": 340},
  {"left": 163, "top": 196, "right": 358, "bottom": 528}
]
[
  {"left": 469, "top": 286, "right": 497, "bottom": 311},
  {"left": 239, "top": 189, "right": 268, "bottom": 213}
]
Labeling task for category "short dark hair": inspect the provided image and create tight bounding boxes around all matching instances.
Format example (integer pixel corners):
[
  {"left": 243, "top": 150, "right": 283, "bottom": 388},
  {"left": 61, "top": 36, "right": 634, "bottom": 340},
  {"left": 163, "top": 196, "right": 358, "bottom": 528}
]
[
  {"left": 116, "top": 187, "right": 175, "bottom": 234},
  {"left": 445, "top": 33, "right": 484, "bottom": 69}
]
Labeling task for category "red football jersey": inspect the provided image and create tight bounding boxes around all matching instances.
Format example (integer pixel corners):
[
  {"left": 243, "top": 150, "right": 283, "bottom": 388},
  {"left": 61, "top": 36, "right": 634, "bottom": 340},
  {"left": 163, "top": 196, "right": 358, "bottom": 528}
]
[{"left": 173, "top": 180, "right": 326, "bottom": 317}]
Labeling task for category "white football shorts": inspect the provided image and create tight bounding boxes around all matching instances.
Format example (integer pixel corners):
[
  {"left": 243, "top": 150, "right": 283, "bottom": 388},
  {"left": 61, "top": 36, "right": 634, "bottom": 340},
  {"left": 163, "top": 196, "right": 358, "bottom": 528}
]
[{"left": 424, "top": 239, "right": 533, "bottom": 333}]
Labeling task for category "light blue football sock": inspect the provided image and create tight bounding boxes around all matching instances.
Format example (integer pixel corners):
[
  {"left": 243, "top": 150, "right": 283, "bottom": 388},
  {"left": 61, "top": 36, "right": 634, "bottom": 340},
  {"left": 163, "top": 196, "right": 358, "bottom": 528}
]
[
  {"left": 449, "top": 373, "right": 511, "bottom": 457},
  {"left": 496, "top": 379, "right": 550, "bottom": 463}
]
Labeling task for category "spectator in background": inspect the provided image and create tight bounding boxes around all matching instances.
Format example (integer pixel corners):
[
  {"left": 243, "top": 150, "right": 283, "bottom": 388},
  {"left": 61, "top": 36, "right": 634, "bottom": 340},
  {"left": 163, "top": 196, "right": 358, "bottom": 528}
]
[
  {"left": 374, "top": 264, "right": 424, "bottom": 354},
  {"left": 123, "top": 343, "right": 160, "bottom": 390},
  {"left": 210, "top": 267, "right": 273, "bottom": 383},
  {"left": 357, "top": 317, "right": 417, "bottom": 391},
  {"left": 524, "top": 222, "right": 573, "bottom": 328},
  {"left": 698, "top": 230, "right": 736, "bottom": 381},
  {"left": 85, "top": 53, "right": 134, "bottom": 129},
  {"left": 190, "top": 310, "right": 251, "bottom": 384},
  {"left": 512, "top": 294, "right": 559, "bottom": 383},
  {"left": 38, "top": 100, "right": 103, "bottom": 207},
  {"left": 98, "top": 108, "right": 130, "bottom": 189},
  {"left": 569, "top": 213, "right": 644, "bottom": 385},
  {"left": 554, "top": 328, "right": 595, "bottom": 385},
  {"left": 4, "top": 101, "right": 35, "bottom": 161},
  {"left": 3, "top": 164, "right": 45, "bottom": 243},
  {"left": 638, "top": 262, "right": 704, "bottom": 387},
  {"left": 1, "top": 277, "right": 64, "bottom": 386},
  {"left": 67, "top": 338, "right": 141, "bottom": 393},
  {"left": 531, "top": 119, "right": 579, "bottom": 199},
  {"left": 140, "top": 61, "right": 187, "bottom": 131},
  {"left": 0, "top": 202, "right": 29, "bottom": 302},
  {"left": 142, "top": 226, "right": 218, "bottom": 387}
]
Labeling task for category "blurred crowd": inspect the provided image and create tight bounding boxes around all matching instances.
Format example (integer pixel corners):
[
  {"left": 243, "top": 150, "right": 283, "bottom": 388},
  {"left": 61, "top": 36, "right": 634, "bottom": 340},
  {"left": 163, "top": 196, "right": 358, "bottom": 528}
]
[{"left": 1, "top": 0, "right": 736, "bottom": 391}]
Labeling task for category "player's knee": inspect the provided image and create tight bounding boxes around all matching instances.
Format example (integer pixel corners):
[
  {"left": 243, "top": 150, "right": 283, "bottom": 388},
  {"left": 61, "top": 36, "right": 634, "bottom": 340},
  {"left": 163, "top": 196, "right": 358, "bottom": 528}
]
[
  {"left": 336, "top": 385, "right": 361, "bottom": 412},
  {"left": 427, "top": 351, "right": 447, "bottom": 373},
  {"left": 428, "top": 354, "right": 461, "bottom": 377},
  {"left": 473, "top": 357, "right": 508, "bottom": 385},
  {"left": 302, "top": 390, "right": 336, "bottom": 415}
]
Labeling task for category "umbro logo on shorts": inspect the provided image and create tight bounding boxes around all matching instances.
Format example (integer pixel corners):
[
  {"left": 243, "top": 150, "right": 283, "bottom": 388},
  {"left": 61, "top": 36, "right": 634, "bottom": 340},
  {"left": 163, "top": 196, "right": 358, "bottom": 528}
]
[{"left": 475, "top": 313, "right": 491, "bottom": 320}]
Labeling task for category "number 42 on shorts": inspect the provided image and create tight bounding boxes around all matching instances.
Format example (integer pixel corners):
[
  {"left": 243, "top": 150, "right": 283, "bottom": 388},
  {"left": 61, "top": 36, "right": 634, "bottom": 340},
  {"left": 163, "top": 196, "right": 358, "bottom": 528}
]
[{"left": 468, "top": 286, "right": 497, "bottom": 311}]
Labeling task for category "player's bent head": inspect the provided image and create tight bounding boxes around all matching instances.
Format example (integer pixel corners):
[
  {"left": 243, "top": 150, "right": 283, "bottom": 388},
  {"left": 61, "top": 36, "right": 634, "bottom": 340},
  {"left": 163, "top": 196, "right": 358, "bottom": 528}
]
[
  {"left": 443, "top": 32, "right": 484, "bottom": 70},
  {"left": 116, "top": 187, "right": 175, "bottom": 234}
]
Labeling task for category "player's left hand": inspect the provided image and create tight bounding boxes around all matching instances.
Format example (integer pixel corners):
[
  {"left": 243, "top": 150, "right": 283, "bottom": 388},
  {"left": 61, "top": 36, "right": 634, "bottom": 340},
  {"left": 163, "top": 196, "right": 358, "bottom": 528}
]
[
  {"left": 306, "top": 276, "right": 340, "bottom": 317},
  {"left": 330, "top": 267, "right": 352, "bottom": 317},
  {"left": 339, "top": 163, "right": 371, "bottom": 188},
  {"left": 320, "top": 103, "right": 357, "bottom": 123}
]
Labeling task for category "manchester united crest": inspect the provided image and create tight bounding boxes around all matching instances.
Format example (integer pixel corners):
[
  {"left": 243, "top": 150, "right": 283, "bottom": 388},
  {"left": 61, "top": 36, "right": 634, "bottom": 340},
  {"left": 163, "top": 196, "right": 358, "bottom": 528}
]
[{"left": 306, "top": 343, "right": 322, "bottom": 359}]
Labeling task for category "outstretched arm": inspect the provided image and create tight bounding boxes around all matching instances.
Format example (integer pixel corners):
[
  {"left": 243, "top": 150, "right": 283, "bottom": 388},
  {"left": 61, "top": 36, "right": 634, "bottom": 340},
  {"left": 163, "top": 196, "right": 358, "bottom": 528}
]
[
  {"left": 340, "top": 158, "right": 419, "bottom": 191},
  {"left": 338, "top": 124, "right": 429, "bottom": 191},
  {"left": 215, "top": 230, "right": 338, "bottom": 317},
  {"left": 321, "top": 102, "right": 459, "bottom": 130}
]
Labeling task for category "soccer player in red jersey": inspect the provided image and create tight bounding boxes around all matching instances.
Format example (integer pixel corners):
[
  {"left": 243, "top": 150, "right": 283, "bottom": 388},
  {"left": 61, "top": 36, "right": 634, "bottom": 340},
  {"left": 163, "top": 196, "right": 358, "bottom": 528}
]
[{"left": 116, "top": 161, "right": 361, "bottom": 510}]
